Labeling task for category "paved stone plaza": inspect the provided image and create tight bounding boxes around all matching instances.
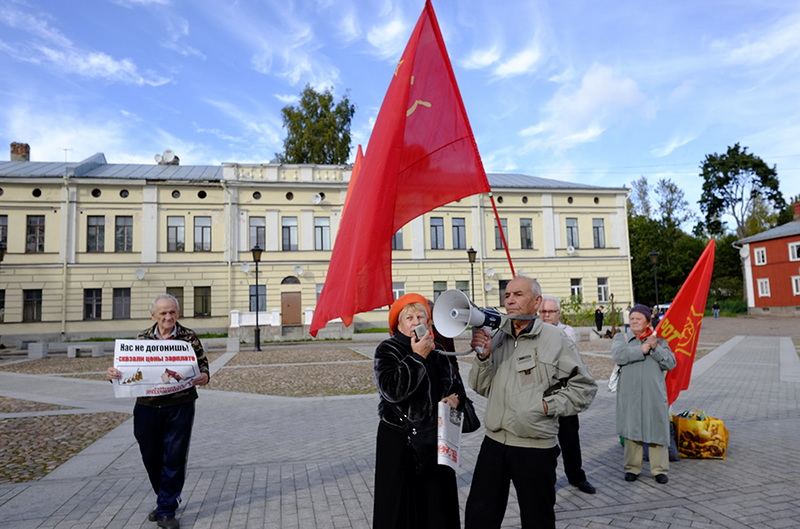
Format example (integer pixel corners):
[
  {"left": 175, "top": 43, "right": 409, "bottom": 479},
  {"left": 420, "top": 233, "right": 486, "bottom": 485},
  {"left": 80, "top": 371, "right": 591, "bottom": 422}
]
[{"left": 1, "top": 317, "right": 799, "bottom": 528}]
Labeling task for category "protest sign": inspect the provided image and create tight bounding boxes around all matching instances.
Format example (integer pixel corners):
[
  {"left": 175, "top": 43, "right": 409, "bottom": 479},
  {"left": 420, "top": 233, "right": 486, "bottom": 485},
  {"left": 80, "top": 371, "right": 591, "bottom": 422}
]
[{"left": 111, "top": 339, "right": 200, "bottom": 398}]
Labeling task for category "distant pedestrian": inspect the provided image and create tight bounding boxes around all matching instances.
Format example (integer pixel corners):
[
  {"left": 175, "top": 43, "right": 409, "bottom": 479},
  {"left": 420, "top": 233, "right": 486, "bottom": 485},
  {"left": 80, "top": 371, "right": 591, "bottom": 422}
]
[
  {"left": 594, "top": 306, "right": 604, "bottom": 332},
  {"left": 712, "top": 301, "right": 720, "bottom": 319}
]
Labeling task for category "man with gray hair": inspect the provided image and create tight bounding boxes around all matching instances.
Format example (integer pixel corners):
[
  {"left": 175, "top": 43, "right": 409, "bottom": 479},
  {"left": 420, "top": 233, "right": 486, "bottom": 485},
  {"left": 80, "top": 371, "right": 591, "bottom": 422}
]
[
  {"left": 465, "top": 276, "right": 597, "bottom": 529},
  {"left": 539, "top": 295, "right": 595, "bottom": 494},
  {"left": 106, "top": 294, "right": 209, "bottom": 529}
]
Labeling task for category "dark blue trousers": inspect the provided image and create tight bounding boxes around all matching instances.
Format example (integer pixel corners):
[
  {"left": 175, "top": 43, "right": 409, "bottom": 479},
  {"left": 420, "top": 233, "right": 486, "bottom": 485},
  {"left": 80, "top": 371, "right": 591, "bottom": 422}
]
[
  {"left": 465, "top": 436, "right": 559, "bottom": 529},
  {"left": 133, "top": 401, "right": 195, "bottom": 518}
]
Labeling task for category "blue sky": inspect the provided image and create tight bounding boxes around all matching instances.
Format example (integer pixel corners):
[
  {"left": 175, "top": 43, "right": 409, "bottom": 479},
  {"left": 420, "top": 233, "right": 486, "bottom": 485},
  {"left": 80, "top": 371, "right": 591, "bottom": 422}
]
[{"left": 2, "top": 0, "right": 799, "bottom": 227}]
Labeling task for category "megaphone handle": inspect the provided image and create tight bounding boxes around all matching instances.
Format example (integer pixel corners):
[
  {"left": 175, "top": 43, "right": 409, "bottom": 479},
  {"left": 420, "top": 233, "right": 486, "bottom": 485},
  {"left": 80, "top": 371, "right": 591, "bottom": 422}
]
[{"left": 474, "top": 345, "right": 484, "bottom": 356}]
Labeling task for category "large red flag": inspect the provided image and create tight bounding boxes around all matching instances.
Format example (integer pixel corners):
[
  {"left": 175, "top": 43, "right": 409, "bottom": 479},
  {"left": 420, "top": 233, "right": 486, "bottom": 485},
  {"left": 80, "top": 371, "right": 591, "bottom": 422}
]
[
  {"left": 658, "top": 239, "right": 716, "bottom": 406},
  {"left": 310, "top": 0, "right": 490, "bottom": 336}
]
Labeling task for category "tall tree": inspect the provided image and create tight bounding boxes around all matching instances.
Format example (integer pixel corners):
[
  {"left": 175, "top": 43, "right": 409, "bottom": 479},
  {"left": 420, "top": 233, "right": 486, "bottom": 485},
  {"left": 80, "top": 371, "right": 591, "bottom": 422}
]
[
  {"left": 655, "top": 178, "right": 695, "bottom": 228},
  {"left": 629, "top": 176, "right": 652, "bottom": 217},
  {"left": 276, "top": 85, "right": 355, "bottom": 165},
  {"left": 699, "top": 143, "right": 785, "bottom": 238}
]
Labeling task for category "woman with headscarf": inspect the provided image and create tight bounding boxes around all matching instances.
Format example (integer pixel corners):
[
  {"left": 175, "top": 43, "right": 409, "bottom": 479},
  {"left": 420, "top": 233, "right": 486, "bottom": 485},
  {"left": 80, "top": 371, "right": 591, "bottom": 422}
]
[
  {"left": 372, "top": 293, "right": 466, "bottom": 529},
  {"left": 612, "top": 303, "right": 676, "bottom": 484}
]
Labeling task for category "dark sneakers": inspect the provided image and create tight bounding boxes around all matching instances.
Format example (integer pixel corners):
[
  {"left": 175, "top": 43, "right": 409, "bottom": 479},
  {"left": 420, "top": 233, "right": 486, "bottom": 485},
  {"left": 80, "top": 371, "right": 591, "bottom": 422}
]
[
  {"left": 655, "top": 474, "right": 669, "bottom": 484},
  {"left": 624, "top": 472, "right": 639, "bottom": 482},
  {"left": 148, "top": 510, "right": 158, "bottom": 522}
]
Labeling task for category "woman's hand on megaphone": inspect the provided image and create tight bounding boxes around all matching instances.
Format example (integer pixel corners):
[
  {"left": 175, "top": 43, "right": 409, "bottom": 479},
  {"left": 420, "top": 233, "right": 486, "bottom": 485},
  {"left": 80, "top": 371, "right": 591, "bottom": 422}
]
[{"left": 472, "top": 328, "right": 492, "bottom": 360}]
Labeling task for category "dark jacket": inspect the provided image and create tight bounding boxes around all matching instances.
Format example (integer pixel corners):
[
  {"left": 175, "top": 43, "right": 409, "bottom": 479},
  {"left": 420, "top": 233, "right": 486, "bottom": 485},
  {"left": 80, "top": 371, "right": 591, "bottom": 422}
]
[
  {"left": 135, "top": 322, "right": 210, "bottom": 408},
  {"left": 375, "top": 333, "right": 466, "bottom": 428}
]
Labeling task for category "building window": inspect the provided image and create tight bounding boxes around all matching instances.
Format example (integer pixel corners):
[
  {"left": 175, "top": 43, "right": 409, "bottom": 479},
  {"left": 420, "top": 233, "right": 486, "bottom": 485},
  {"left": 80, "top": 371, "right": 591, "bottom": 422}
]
[
  {"left": 282, "top": 217, "right": 298, "bottom": 251},
  {"left": 754, "top": 247, "right": 767, "bottom": 265},
  {"left": 566, "top": 218, "right": 579, "bottom": 249},
  {"left": 495, "top": 218, "right": 508, "bottom": 250},
  {"left": 166, "top": 287, "right": 184, "bottom": 317},
  {"left": 167, "top": 216, "right": 185, "bottom": 252},
  {"left": 392, "top": 229, "right": 403, "bottom": 250},
  {"left": 520, "top": 218, "right": 533, "bottom": 249},
  {"left": 430, "top": 217, "right": 445, "bottom": 250},
  {"left": 249, "top": 284, "right": 266, "bottom": 312},
  {"left": 498, "top": 279, "right": 510, "bottom": 306},
  {"left": 392, "top": 282, "right": 405, "bottom": 301},
  {"left": 194, "top": 216, "right": 212, "bottom": 252},
  {"left": 23, "top": 289, "right": 42, "bottom": 322},
  {"left": 315, "top": 217, "right": 330, "bottom": 251},
  {"left": 433, "top": 281, "right": 447, "bottom": 301},
  {"left": 456, "top": 280, "right": 469, "bottom": 296},
  {"left": 757, "top": 278, "right": 770, "bottom": 297},
  {"left": 115, "top": 216, "right": 133, "bottom": 252},
  {"left": 113, "top": 288, "right": 131, "bottom": 319},
  {"left": 789, "top": 242, "right": 800, "bottom": 262},
  {"left": 452, "top": 218, "right": 466, "bottom": 250},
  {"left": 26, "top": 215, "right": 45, "bottom": 253},
  {"left": 592, "top": 218, "right": 605, "bottom": 249},
  {"left": 316, "top": 284, "right": 324, "bottom": 301},
  {"left": 194, "top": 286, "right": 212, "bottom": 317},
  {"left": 0, "top": 214, "right": 7, "bottom": 247},
  {"left": 250, "top": 217, "right": 266, "bottom": 250},
  {"left": 792, "top": 276, "right": 800, "bottom": 296},
  {"left": 87, "top": 216, "right": 105, "bottom": 252},
  {"left": 570, "top": 278, "right": 583, "bottom": 299},
  {"left": 597, "top": 278, "right": 609, "bottom": 302},
  {"left": 84, "top": 288, "right": 102, "bottom": 320}
]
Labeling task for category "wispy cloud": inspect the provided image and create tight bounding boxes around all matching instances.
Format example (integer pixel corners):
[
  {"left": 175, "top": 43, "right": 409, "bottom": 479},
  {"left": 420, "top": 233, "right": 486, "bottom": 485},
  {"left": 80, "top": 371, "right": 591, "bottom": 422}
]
[
  {"left": 461, "top": 45, "right": 502, "bottom": 70},
  {"left": 0, "top": 2, "right": 170, "bottom": 85},
  {"left": 520, "top": 63, "right": 649, "bottom": 151},
  {"left": 651, "top": 135, "right": 695, "bottom": 157},
  {"left": 366, "top": 17, "right": 409, "bottom": 61},
  {"left": 493, "top": 44, "right": 542, "bottom": 77},
  {"left": 718, "top": 13, "right": 800, "bottom": 66}
]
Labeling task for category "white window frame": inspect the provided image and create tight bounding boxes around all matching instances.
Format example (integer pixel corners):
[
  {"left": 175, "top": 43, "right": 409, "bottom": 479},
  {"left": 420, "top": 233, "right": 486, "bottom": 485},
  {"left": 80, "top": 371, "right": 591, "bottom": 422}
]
[
  {"left": 570, "top": 278, "right": 583, "bottom": 298},
  {"left": 597, "top": 277, "right": 610, "bottom": 303},
  {"left": 757, "top": 278, "right": 771, "bottom": 297},
  {"left": 392, "top": 282, "right": 405, "bottom": 301},
  {"left": 754, "top": 247, "right": 767, "bottom": 266},
  {"left": 789, "top": 242, "right": 800, "bottom": 262},
  {"left": 792, "top": 276, "right": 800, "bottom": 296}
]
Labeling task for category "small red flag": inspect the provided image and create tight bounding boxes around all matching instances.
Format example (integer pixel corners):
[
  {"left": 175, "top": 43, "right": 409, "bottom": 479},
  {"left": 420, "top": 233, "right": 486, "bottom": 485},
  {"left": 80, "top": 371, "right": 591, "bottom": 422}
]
[
  {"left": 310, "top": 0, "right": 490, "bottom": 336},
  {"left": 658, "top": 239, "right": 716, "bottom": 406}
]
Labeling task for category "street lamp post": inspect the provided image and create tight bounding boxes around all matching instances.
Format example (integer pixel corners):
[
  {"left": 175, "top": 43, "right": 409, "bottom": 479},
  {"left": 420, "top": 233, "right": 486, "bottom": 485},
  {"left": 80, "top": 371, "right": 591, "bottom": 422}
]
[
  {"left": 649, "top": 249, "right": 660, "bottom": 314},
  {"left": 467, "top": 247, "right": 477, "bottom": 301},
  {"left": 251, "top": 245, "right": 263, "bottom": 351}
]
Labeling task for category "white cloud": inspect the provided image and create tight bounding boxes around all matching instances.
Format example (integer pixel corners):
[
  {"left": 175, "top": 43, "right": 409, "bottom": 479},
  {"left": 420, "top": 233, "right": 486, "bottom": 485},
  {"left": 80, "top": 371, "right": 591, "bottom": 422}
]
[
  {"left": 521, "top": 63, "right": 649, "bottom": 151},
  {"left": 462, "top": 45, "right": 502, "bottom": 70},
  {"left": 720, "top": 13, "right": 800, "bottom": 66},
  {"left": 651, "top": 135, "right": 695, "bottom": 158},
  {"left": 366, "top": 17, "right": 409, "bottom": 61},
  {"left": 493, "top": 44, "right": 542, "bottom": 78}
]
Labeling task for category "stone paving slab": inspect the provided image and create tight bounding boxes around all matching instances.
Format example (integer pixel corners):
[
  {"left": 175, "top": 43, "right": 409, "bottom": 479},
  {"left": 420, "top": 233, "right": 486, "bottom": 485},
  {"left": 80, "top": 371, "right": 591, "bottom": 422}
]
[{"left": 0, "top": 333, "right": 798, "bottom": 528}]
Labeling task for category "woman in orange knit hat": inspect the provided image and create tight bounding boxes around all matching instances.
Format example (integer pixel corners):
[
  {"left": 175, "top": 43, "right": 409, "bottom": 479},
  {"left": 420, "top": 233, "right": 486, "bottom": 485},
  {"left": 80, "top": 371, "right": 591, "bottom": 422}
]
[{"left": 373, "top": 293, "right": 466, "bottom": 529}]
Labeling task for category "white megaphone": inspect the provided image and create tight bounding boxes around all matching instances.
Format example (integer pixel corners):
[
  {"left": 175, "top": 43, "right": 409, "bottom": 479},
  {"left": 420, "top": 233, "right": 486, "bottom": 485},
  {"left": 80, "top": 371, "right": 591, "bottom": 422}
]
[{"left": 433, "top": 289, "right": 504, "bottom": 339}]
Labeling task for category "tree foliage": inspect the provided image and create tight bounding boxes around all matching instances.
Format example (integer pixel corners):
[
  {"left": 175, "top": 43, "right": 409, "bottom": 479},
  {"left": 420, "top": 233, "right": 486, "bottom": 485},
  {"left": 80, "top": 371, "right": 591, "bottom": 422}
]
[
  {"left": 654, "top": 178, "right": 695, "bottom": 228},
  {"left": 276, "top": 85, "right": 355, "bottom": 165},
  {"left": 699, "top": 143, "right": 785, "bottom": 238}
]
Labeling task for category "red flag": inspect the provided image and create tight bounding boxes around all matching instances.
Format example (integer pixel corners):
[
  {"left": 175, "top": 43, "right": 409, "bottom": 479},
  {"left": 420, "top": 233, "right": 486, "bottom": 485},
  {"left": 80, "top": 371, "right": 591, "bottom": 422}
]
[
  {"left": 341, "top": 144, "right": 363, "bottom": 218},
  {"left": 310, "top": 0, "right": 490, "bottom": 336},
  {"left": 658, "top": 239, "right": 716, "bottom": 406}
]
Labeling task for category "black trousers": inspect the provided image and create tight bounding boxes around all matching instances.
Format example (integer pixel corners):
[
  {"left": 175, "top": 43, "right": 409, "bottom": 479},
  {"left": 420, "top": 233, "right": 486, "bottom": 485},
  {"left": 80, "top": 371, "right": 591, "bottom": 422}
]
[
  {"left": 465, "top": 436, "right": 559, "bottom": 529},
  {"left": 558, "top": 414, "right": 587, "bottom": 484},
  {"left": 133, "top": 400, "right": 195, "bottom": 518}
]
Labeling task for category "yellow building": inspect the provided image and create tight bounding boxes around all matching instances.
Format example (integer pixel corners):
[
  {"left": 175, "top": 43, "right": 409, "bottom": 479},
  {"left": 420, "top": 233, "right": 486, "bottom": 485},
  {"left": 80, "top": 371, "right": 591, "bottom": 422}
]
[{"left": 0, "top": 144, "right": 633, "bottom": 346}]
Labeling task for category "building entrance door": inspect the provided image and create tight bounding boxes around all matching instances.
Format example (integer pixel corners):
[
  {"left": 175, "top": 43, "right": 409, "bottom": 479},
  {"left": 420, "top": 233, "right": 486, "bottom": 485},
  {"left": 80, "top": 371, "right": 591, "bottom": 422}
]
[{"left": 281, "top": 292, "right": 302, "bottom": 325}]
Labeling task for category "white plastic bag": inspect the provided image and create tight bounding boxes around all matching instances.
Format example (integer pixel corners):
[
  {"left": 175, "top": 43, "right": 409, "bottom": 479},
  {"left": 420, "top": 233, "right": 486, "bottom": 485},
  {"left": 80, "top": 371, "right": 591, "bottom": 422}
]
[{"left": 608, "top": 365, "right": 621, "bottom": 392}]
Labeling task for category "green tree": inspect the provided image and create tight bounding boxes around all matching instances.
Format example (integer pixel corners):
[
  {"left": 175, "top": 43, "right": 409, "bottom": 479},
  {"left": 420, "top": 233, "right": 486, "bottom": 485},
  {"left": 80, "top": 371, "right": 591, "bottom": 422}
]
[
  {"left": 276, "top": 85, "right": 355, "bottom": 165},
  {"left": 655, "top": 178, "right": 695, "bottom": 229},
  {"left": 628, "top": 176, "right": 652, "bottom": 217},
  {"left": 699, "top": 143, "right": 785, "bottom": 238}
]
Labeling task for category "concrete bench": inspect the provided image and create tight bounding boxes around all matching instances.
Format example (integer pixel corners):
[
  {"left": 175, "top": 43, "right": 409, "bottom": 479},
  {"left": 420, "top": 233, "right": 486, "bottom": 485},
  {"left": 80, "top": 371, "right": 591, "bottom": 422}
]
[
  {"left": 28, "top": 342, "right": 49, "bottom": 360},
  {"left": 67, "top": 344, "right": 105, "bottom": 358}
]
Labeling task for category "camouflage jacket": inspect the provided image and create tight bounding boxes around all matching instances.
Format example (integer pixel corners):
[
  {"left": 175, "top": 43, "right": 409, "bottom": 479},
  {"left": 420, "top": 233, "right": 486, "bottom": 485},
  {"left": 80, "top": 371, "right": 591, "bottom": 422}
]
[{"left": 135, "top": 322, "right": 210, "bottom": 408}]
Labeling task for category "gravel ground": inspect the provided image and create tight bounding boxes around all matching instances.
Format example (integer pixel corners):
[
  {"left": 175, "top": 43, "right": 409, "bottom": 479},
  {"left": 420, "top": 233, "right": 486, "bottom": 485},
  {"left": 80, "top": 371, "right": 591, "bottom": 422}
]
[{"left": 1, "top": 315, "right": 797, "bottom": 484}]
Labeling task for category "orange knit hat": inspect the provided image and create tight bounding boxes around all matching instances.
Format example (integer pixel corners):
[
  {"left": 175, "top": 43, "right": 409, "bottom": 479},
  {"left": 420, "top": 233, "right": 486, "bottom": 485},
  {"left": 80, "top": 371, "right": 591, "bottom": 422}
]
[{"left": 388, "top": 293, "right": 429, "bottom": 333}]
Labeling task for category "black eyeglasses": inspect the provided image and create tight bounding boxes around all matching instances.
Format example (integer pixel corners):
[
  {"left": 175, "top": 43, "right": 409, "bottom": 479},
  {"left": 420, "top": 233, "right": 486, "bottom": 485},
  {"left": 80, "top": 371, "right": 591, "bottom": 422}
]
[{"left": 539, "top": 310, "right": 559, "bottom": 315}]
